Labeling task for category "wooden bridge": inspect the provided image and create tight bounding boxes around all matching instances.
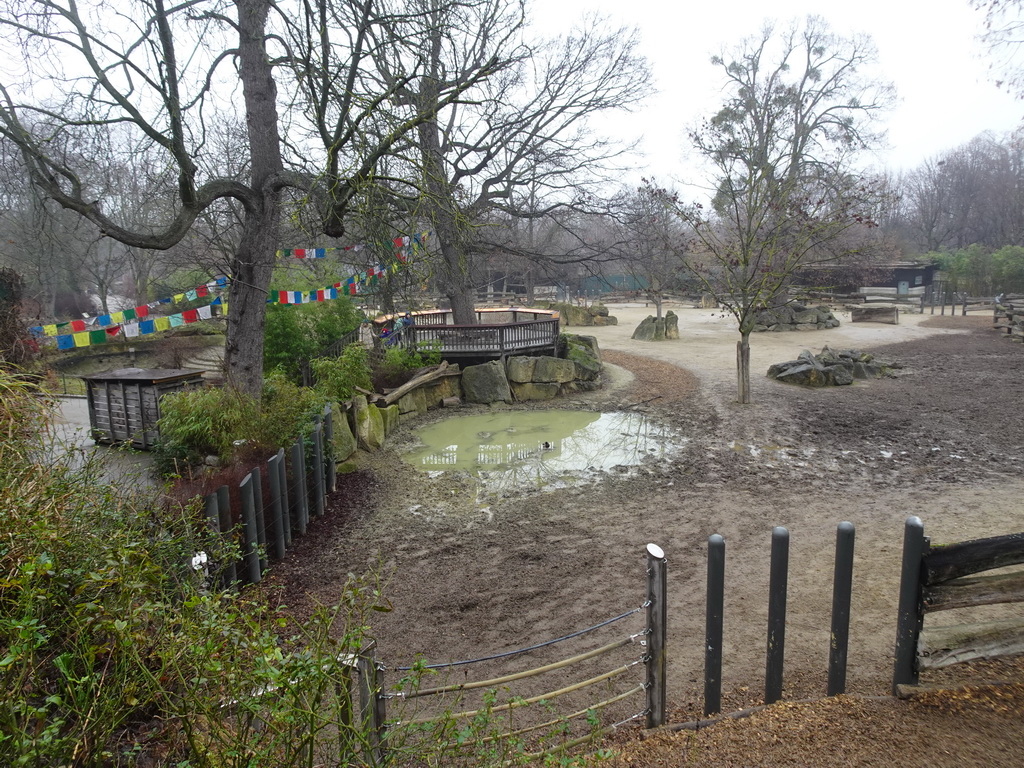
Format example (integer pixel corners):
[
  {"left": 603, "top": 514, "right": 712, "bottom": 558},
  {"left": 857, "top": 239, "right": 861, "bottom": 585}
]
[{"left": 380, "top": 307, "right": 561, "bottom": 363}]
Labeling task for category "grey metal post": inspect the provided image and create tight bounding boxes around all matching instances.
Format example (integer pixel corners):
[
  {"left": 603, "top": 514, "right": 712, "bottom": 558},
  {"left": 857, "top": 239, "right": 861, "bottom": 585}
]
[
  {"left": 892, "top": 516, "right": 927, "bottom": 694},
  {"left": 324, "top": 404, "right": 336, "bottom": 493},
  {"left": 357, "top": 645, "right": 387, "bottom": 767},
  {"left": 277, "top": 448, "right": 292, "bottom": 546},
  {"left": 765, "top": 527, "right": 789, "bottom": 704},
  {"left": 827, "top": 522, "right": 856, "bottom": 696},
  {"left": 291, "top": 439, "right": 307, "bottom": 536},
  {"left": 267, "top": 453, "right": 286, "bottom": 560},
  {"left": 312, "top": 417, "right": 325, "bottom": 517},
  {"left": 645, "top": 543, "right": 667, "bottom": 728},
  {"left": 216, "top": 484, "right": 236, "bottom": 587},
  {"left": 204, "top": 492, "right": 219, "bottom": 532},
  {"left": 704, "top": 534, "right": 725, "bottom": 716},
  {"left": 250, "top": 467, "right": 267, "bottom": 572},
  {"left": 239, "top": 474, "right": 261, "bottom": 584}
]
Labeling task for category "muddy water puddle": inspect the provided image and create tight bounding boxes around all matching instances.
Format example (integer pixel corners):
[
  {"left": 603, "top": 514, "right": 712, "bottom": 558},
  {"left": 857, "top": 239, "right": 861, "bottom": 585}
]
[{"left": 404, "top": 410, "right": 684, "bottom": 499}]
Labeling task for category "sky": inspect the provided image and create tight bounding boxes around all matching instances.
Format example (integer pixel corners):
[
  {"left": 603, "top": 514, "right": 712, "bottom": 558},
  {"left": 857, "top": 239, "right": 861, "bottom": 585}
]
[{"left": 531, "top": 0, "right": 1024, "bottom": 192}]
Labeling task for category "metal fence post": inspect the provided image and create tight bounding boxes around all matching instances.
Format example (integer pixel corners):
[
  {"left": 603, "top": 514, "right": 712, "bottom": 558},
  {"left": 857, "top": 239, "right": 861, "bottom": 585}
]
[
  {"left": 357, "top": 644, "right": 387, "bottom": 767},
  {"left": 239, "top": 474, "right": 261, "bottom": 584},
  {"left": 291, "top": 439, "right": 307, "bottom": 536},
  {"left": 892, "top": 516, "right": 927, "bottom": 694},
  {"left": 704, "top": 534, "right": 725, "bottom": 716},
  {"left": 267, "top": 453, "right": 286, "bottom": 560},
  {"left": 324, "top": 403, "right": 336, "bottom": 494},
  {"left": 827, "top": 521, "right": 856, "bottom": 696},
  {"left": 250, "top": 466, "right": 267, "bottom": 572},
  {"left": 645, "top": 543, "right": 667, "bottom": 728},
  {"left": 215, "top": 484, "right": 236, "bottom": 587},
  {"left": 277, "top": 448, "right": 292, "bottom": 546},
  {"left": 765, "top": 526, "right": 789, "bottom": 705},
  {"left": 313, "top": 417, "right": 325, "bottom": 517}
]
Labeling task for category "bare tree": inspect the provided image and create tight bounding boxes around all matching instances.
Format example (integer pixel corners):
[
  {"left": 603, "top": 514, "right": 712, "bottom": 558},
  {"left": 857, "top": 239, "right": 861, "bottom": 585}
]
[
  {"left": 0, "top": 0, "right": 500, "bottom": 394},
  {"left": 675, "top": 18, "right": 891, "bottom": 403},
  {"left": 390, "top": 2, "right": 650, "bottom": 323}
]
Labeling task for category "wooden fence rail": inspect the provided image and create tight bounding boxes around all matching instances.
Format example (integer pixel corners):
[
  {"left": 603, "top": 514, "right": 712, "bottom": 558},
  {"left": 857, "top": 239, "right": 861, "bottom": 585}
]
[{"left": 893, "top": 516, "right": 1024, "bottom": 694}]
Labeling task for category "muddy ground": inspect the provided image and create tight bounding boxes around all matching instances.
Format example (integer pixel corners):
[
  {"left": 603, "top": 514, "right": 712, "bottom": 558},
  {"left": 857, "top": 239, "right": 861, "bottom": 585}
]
[{"left": 264, "top": 305, "right": 1024, "bottom": 764}]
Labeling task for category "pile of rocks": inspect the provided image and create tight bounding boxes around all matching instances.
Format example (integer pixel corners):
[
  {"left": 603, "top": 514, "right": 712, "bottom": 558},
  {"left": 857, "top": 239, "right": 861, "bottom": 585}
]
[
  {"left": 540, "top": 301, "right": 618, "bottom": 327},
  {"left": 767, "top": 346, "right": 898, "bottom": 387},
  {"left": 753, "top": 303, "right": 840, "bottom": 332},
  {"left": 631, "top": 311, "right": 680, "bottom": 341}
]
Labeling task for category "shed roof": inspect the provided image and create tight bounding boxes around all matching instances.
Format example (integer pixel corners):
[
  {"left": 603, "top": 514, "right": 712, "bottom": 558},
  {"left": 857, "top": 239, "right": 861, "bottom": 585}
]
[{"left": 80, "top": 367, "right": 206, "bottom": 383}]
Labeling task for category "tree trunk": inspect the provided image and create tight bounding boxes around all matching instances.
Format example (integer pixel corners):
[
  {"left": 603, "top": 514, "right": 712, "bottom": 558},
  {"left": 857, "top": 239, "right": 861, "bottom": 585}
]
[
  {"left": 736, "top": 332, "right": 751, "bottom": 404},
  {"left": 224, "top": 0, "right": 285, "bottom": 396}
]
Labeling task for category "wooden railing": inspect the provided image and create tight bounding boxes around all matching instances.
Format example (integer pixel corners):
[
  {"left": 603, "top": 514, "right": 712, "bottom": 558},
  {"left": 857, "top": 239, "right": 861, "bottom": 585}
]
[{"left": 404, "top": 317, "right": 560, "bottom": 358}]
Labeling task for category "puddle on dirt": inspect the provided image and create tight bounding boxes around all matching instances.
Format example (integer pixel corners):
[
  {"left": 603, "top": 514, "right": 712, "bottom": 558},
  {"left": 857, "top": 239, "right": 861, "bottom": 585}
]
[{"left": 404, "top": 410, "right": 684, "bottom": 498}]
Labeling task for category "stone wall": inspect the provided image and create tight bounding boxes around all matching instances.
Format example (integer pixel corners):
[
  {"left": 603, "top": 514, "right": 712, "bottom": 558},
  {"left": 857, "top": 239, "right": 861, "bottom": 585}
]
[
  {"left": 753, "top": 303, "right": 840, "bottom": 332},
  {"left": 330, "top": 334, "right": 604, "bottom": 463}
]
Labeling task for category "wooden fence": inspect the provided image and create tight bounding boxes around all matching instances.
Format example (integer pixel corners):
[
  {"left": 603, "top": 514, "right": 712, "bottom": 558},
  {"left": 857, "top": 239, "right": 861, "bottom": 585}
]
[
  {"left": 892, "top": 517, "right": 1024, "bottom": 695},
  {"left": 994, "top": 295, "right": 1024, "bottom": 342}
]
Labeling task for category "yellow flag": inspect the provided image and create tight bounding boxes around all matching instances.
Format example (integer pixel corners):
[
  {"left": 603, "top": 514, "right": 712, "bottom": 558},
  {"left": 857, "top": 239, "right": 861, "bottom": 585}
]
[
  {"left": 44, "top": 324, "right": 58, "bottom": 336},
  {"left": 73, "top": 332, "right": 91, "bottom": 347},
  {"left": 155, "top": 317, "right": 171, "bottom": 332}
]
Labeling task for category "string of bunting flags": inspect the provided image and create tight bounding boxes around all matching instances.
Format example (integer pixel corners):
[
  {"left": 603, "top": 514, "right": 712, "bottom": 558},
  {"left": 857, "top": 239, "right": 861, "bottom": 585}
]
[
  {"left": 276, "top": 231, "right": 430, "bottom": 259},
  {"left": 29, "top": 232, "right": 430, "bottom": 351}
]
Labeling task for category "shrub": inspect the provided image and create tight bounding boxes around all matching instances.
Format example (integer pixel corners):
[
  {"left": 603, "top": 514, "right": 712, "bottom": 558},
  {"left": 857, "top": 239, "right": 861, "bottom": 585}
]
[
  {"left": 311, "top": 343, "right": 374, "bottom": 401},
  {"left": 263, "top": 298, "right": 362, "bottom": 380}
]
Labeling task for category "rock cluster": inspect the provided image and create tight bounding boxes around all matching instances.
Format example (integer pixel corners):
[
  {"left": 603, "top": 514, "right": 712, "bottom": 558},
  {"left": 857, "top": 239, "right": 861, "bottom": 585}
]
[
  {"left": 753, "top": 303, "right": 840, "bottom": 332},
  {"left": 541, "top": 301, "right": 618, "bottom": 327},
  {"left": 767, "top": 346, "right": 898, "bottom": 387},
  {"left": 631, "top": 311, "right": 680, "bottom": 341}
]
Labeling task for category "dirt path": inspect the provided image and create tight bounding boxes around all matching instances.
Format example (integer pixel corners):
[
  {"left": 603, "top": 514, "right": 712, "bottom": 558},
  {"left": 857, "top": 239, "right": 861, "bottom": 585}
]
[{"left": 266, "top": 303, "right": 1024, "bottom": 765}]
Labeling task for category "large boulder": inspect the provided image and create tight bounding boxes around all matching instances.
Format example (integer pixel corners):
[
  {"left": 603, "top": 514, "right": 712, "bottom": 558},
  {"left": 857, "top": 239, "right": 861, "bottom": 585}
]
[
  {"left": 381, "top": 404, "right": 400, "bottom": 436},
  {"left": 665, "top": 310, "right": 680, "bottom": 339},
  {"left": 511, "top": 382, "right": 560, "bottom": 401},
  {"left": 559, "top": 334, "right": 602, "bottom": 381},
  {"left": 631, "top": 315, "right": 666, "bottom": 341},
  {"left": 461, "top": 360, "right": 513, "bottom": 404},
  {"left": 331, "top": 402, "right": 357, "bottom": 461},
  {"left": 505, "top": 356, "right": 537, "bottom": 383},
  {"left": 351, "top": 395, "right": 385, "bottom": 451},
  {"left": 767, "top": 346, "right": 898, "bottom": 387},
  {"left": 533, "top": 356, "right": 576, "bottom": 383},
  {"left": 397, "top": 388, "right": 428, "bottom": 416}
]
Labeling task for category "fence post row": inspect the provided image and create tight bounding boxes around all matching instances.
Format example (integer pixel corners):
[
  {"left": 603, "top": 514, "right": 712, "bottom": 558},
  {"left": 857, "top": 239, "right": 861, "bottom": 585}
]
[
  {"left": 324, "top": 404, "right": 336, "bottom": 494},
  {"left": 267, "top": 452, "right": 286, "bottom": 560},
  {"left": 704, "top": 534, "right": 726, "bottom": 716},
  {"left": 291, "top": 438, "right": 308, "bottom": 535},
  {"left": 764, "top": 527, "right": 789, "bottom": 705},
  {"left": 645, "top": 543, "right": 667, "bottom": 729},
  {"left": 238, "top": 473, "right": 262, "bottom": 585},
  {"left": 215, "top": 484, "right": 236, "bottom": 587}
]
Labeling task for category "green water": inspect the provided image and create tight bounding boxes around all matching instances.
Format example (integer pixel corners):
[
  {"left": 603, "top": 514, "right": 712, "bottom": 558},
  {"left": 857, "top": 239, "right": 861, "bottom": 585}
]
[{"left": 404, "top": 410, "right": 682, "bottom": 493}]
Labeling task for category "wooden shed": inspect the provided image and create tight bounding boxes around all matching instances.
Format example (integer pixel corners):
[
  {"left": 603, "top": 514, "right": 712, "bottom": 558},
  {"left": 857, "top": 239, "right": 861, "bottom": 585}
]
[{"left": 83, "top": 368, "right": 206, "bottom": 449}]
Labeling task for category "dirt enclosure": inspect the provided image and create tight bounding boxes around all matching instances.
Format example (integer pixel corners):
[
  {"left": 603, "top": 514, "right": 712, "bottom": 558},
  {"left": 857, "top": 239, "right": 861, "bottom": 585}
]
[{"left": 266, "top": 305, "right": 1024, "bottom": 764}]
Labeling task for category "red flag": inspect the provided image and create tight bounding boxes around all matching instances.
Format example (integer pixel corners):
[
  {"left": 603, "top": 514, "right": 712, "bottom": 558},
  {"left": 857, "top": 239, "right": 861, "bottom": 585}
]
[{"left": 183, "top": 309, "right": 199, "bottom": 323}]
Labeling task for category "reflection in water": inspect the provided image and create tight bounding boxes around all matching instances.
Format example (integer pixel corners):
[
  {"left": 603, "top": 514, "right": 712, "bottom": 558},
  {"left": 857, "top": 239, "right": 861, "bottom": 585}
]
[{"left": 404, "top": 410, "right": 684, "bottom": 495}]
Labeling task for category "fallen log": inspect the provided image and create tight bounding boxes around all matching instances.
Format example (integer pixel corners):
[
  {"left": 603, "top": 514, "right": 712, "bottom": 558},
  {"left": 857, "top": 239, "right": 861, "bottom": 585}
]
[{"left": 382, "top": 361, "right": 451, "bottom": 406}]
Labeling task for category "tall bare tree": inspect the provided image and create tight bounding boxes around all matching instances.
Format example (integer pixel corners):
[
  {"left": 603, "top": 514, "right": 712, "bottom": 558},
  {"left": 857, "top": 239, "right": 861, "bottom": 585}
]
[
  {"left": 0, "top": 0, "right": 500, "bottom": 394},
  {"left": 675, "top": 17, "right": 891, "bottom": 403}
]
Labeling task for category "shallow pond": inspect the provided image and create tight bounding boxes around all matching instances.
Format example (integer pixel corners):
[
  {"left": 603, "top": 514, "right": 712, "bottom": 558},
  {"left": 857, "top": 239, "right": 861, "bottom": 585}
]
[{"left": 403, "top": 410, "right": 683, "bottom": 495}]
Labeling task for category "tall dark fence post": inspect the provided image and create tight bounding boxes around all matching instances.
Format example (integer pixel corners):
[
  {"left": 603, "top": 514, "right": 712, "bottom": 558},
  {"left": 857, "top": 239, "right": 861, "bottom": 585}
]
[
  {"left": 358, "top": 645, "right": 387, "bottom": 766},
  {"left": 645, "top": 543, "right": 667, "bottom": 728},
  {"left": 765, "top": 526, "right": 789, "bottom": 704},
  {"left": 215, "top": 484, "right": 236, "bottom": 587},
  {"left": 291, "top": 439, "right": 307, "bottom": 536},
  {"left": 313, "top": 417, "right": 325, "bottom": 517},
  {"left": 267, "top": 453, "right": 286, "bottom": 560},
  {"left": 892, "top": 516, "right": 927, "bottom": 694},
  {"left": 204, "top": 492, "right": 219, "bottom": 532},
  {"left": 827, "top": 521, "right": 856, "bottom": 696},
  {"left": 250, "top": 467, "right": 267, "bottom": 572},
  {"left": 239, "top": 474, "right": 262, "bottom": 584},
  {"left": 704, "top": 534, "right": 725, "bottom": 716},
  {"left": 277, "top": 448, "right": 292, "bottom": 546},
  {"left": 324, "top": 404, "right": 336, "bottom": 493}
]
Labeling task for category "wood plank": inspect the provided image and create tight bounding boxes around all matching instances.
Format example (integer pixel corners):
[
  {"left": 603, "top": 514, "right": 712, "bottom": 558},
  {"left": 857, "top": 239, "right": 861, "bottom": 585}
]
[
  {"left": 919, "top": 617, "right": 1024, "bottom": 669},
  {"left": 924, "top": 569, "right": 1024, "bottom": 612},
  {"left": 925, "top": 532, "right": 1024, "bottom": 584},
  {"left": 852, "top": 306, "right": 899, "bottom": 324}
]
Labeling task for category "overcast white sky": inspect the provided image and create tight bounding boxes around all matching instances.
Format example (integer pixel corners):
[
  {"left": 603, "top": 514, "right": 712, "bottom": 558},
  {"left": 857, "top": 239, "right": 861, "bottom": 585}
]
[{"left": 531, "top": 0, "right": 1023, "bottom": 191}]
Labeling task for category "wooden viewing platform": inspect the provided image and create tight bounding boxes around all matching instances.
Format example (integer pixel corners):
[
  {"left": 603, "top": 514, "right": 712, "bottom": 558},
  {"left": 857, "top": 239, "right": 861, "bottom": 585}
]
[{"left": 380, "top": 307, "right": 561, "bottom": 362}]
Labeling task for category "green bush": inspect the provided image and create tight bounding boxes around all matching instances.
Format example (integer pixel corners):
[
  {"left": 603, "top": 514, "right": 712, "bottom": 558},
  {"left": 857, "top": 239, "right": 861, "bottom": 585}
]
[
  {"left": 155, "top": 374, "right": 325, "bottom": 474},
  {"left": 263, "top": 298, "right": 361, "bottom": 380},
  {"left": 311, "top": 343, "right": 374, "bottom": 401}
]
